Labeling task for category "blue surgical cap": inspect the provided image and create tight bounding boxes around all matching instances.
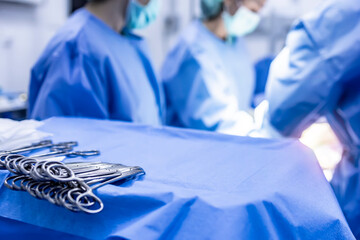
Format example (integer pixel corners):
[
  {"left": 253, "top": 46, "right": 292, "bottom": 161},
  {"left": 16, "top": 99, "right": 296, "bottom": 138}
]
[{"left": 201, "top": 0, "right": 224, "bottom": 20}]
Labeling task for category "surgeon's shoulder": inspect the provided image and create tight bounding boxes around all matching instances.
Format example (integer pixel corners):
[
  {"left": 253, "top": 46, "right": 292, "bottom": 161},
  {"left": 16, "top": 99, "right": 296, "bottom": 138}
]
[
  {"left": 167, "top": 21, "right": 207, "bottom": 65},
  {"left": 39, "top": 9, "right": 95, "bottom": 57},
  {"left": 32, "top": 18, "right": 102, "bottom": 79},
  {"left": 296, "top": 0, "right": 360, "bottom": 45},
  {"left": 181, "top": 21, "right": 208, "bottom": 52},
  {"left": 161, "top": 29, "right": 201, "bottom": 80},
  {"left": 302, "top": 0, "right": 360, "bottom": 24},
  {"left": 163, "top": 26, "right": 196, "bottom": 63}
]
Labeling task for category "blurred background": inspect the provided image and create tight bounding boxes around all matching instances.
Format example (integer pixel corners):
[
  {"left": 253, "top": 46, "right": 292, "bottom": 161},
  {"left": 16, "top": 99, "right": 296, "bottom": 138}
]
[
  {"left": 1, "top": 0, "right": 340, "bottom": 178},
  {"left": 0, "top": 0, "right": 323, "bottom": 94}
]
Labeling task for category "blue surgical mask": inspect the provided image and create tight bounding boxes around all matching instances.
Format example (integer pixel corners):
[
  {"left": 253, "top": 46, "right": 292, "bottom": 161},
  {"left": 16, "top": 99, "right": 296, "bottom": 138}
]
[
  {"left": 222, "top": 6, "right": 260, "bottom": 38},
  {"left": 126, "top": 0, "right": 160, "bottom": 30}
]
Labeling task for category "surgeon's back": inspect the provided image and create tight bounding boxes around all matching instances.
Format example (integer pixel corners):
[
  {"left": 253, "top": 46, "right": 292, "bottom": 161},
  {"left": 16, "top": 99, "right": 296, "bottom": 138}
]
[{"left": 264, "top": 0, "right": 360, "bottom": 236}]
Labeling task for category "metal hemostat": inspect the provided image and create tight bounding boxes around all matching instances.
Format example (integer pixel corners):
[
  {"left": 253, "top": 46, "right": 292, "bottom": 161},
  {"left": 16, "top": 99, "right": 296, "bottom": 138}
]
[
  {"left": 0, "top": 140, "right": 79, "bottom": 169},
  {"left": 2, "top": 140, "right": 145, "bottom": 214},
  {"left": 3, "top": 150, "right": 100, "bottom": 175},
  {"left": 5, "top": 161, "right": 145, "bottom": 214}
]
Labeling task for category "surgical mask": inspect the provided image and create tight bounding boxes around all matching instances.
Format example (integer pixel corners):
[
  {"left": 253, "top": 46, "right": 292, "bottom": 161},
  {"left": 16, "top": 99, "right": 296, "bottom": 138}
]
[
  {"left": 222, "top": 6, "right": 260, "bottom": 38},
  {"left": 126, "top": 0, "right": 159, "bottom": 30}
]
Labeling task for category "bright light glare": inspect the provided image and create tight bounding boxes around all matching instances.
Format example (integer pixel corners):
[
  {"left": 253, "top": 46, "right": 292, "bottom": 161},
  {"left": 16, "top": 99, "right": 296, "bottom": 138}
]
[{"left": 300, "top": 123, "right": 342, "bottom": 181}]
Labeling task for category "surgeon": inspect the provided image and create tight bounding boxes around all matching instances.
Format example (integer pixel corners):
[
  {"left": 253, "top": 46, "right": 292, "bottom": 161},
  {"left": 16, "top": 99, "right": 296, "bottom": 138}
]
[
  {"left": 28, "top": 0, "right": 164, "bottom": 126},
  {"left": 260, "top": 0, "right": 360, "bottom": 236},
  {"left": 161, "top": 0, "right": 266, "bottom": 135}
]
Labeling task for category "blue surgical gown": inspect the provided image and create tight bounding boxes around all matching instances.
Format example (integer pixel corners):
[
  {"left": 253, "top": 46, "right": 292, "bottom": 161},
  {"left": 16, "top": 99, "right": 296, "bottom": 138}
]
[
  {"left": 161, "top": 20, "right": 255, "bottom": 135},
  {"left": 28, "top": 8, "right": 164, "bottom": 125},
  {"left": 265, "top": 0, "right": 360, "bottom": 236}
]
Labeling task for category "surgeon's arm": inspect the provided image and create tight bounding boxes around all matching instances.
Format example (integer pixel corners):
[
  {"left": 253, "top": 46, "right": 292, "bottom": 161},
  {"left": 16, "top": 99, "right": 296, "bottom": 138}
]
[
  {"left": 29, "top": 50, "right": 108, "bottom": 120},
  {"left": 264, "top": 19, "right": 343, "bottom": 138}
]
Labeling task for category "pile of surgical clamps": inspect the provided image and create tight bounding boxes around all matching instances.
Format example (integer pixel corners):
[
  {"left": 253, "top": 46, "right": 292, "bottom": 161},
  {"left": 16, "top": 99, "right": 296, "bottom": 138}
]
[{"left": 0, "top": 140, "right": 145, "bottom": 214}]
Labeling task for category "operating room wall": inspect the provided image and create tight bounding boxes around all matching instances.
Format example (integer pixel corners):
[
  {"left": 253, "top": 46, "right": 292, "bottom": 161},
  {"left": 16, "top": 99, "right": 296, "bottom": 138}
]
[{"left": 0, "top": 0, "right": 69, "bottom": 92}]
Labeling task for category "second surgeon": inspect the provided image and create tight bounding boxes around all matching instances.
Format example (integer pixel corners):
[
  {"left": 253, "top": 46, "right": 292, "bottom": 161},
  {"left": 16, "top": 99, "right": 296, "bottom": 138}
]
[
  {"left": 28, "top": 0, "right": 164, "bottom": 125},
  {"left": 162, "top": 0, "right": 265, "bottom": 135}
]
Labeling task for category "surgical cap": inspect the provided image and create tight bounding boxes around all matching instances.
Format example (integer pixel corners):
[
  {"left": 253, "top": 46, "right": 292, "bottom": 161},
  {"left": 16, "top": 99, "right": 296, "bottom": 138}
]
[{"left": 201, "top": 0, "right": 224, "bottom": 20}]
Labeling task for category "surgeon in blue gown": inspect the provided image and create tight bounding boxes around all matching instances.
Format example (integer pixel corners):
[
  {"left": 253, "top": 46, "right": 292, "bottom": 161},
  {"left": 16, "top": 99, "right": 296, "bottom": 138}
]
[
  {"left": 260, "top": 0, "right": 360, "bottom": 236},
  {"left": 28, "top": 0, "right": 164, "bottom": 126},
  {"left": 161, "top": 0, "right": 266, "bottom": 135}
]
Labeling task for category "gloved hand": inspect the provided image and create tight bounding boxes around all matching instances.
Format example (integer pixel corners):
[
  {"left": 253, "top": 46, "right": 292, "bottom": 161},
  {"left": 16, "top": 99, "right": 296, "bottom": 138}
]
[{"left": 248, "top": 100, "right": 284, "bottom": 139}]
